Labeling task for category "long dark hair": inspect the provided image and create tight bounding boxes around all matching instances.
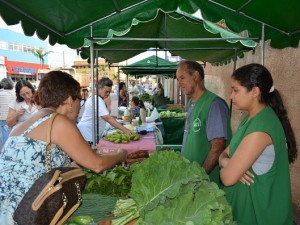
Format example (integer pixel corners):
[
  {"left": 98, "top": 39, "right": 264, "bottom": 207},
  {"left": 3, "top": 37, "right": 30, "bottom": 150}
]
[
  {"left": 131, "top": 96, "right": 145, "bottom": 109},
  {"left": 232, "top": 63, "right": 297, "bottom": 163},
  {"left": 119, "top": 82, "right": 126, "bottom": 91},
  {"left": 15, "top": 79, "right": 35, "bottom": 103}
]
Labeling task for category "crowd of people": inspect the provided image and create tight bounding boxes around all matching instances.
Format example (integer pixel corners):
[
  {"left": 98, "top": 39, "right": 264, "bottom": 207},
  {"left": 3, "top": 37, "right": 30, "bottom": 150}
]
[{"left": 0, "top": 61, "right": 297, "bottom": 224}]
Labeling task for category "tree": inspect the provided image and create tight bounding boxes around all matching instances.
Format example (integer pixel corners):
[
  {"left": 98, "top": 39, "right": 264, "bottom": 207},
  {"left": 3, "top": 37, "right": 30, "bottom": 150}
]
[
  {"left": 32, "top": 48, "right": 52, "bottom": 81},
  {"left": 32, "top": 48, "right": 52, "bottom": 68}
]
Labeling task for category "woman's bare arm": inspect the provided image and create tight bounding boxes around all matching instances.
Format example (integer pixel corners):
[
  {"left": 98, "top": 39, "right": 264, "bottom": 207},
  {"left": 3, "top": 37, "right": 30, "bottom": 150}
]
[
  {"left": 220, "top": 132, "right": 272, "bottom": 186},
  {"left": 51, "top": 115, "right": 127, "bottom": 173}
]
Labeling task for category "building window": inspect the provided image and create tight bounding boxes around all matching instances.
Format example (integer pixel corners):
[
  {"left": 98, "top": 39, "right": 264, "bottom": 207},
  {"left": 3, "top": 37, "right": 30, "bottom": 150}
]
[
  {"left": 8, "top": 43, "right": 14, "bottom": 50},
  {"left": 0, "top": 41, "right": 8, "bottom": 50},
  {"left": 23, "top": 45, "right": 31, "bottom": 53}
]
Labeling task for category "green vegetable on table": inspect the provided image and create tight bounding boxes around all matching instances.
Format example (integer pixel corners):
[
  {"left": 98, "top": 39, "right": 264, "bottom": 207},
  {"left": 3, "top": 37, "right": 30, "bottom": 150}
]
[
  {"left": 71, "top": 193, "right": 118, "bottom": 223},
  {"left": 83, "top": 166, "right": 133, "bottom": 197},
  {"left": 159, "top": 110, "right": 186, "bottom": 118},
  {"left": 138, "top": 93, "right": 152, "bottom": 102},
  {"left": 104, "top": 131, "right": 139, "bottom": 143},
  {"left": 64, "top": 215, "right": 95, "bottom": 225},
  {"left": 110, "top": 151, "right": 236, "bottom": 225}
]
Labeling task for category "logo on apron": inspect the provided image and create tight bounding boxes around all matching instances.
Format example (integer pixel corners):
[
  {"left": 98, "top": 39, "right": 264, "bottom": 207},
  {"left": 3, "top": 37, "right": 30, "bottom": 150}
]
[{"left": 193, "top": 118, "right": 201, "bottom": 132}]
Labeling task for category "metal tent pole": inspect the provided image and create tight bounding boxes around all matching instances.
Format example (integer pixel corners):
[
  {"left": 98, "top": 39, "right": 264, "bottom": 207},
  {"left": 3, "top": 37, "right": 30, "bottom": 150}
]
[
  {"left": 117, "top": 66, "right": 120, "bottom": 118},
  {"left": 95, "top": 50, "right": 99, "bottom": 143},
  {"left": 89, "top": 37, "right": 257, "bottom": 42},
  {"left": 261, "top": 24, "right": 265, "bottom": 66},
  {"left": 230, "top": 49, "right": 238, "bottom": 117},
  {"left": 89, "top": 25, "right": 96, "bottom": 147}
]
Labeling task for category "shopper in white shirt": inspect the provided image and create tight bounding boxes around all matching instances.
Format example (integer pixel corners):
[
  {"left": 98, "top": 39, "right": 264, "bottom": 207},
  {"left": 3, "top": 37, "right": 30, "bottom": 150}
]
[
  {"left": 77, "top": 77, "right": 132, "bottom": 145},
  {"left": 0, "top": 78, "right": 15, "bottom": 150},
  {"left": 6, "top": 80, "right": 38, "bottom": 129}
]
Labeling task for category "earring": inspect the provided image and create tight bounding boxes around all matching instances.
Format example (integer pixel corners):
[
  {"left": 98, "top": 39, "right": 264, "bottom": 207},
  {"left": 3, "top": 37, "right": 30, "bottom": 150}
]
[{"left": 70, "top": 106, "right": 73, "bottom": 113}]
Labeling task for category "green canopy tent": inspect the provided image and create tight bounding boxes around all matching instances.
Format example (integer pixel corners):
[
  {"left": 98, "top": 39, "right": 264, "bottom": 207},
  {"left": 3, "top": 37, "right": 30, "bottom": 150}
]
[
  {"left": 1, "top": 0, "right": 299, "bottom": 50},
  {"left": 120, "top": 55, "right": 178, "bottom": 78},
  {"left": 180, "top": 0, "right": 300, "bottom": 49},
  {"left": 79, "top": 10, "right": 256, "bottom": 65},
  {"left": 120, "top": 55, "right": 184, "bottom": 145}
]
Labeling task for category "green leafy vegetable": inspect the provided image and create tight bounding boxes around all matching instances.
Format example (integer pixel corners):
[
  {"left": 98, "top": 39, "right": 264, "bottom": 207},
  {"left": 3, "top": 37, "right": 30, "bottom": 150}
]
[
  {"left": 112, "top": 151, "right": 236, "bottom": 225},
  {"left": 72, "top": 193, "right": 118, "bottom": 223},
  {"left": 83, "top": 166, "right": 133, "bottom": 197},
  {"left": 139, "top": 93, "right": 152, "bottom": 102}
]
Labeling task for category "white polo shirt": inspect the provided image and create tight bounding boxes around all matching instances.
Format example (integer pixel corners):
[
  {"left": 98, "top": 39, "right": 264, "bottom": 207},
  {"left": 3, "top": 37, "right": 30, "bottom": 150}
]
[{"left": 77, "top": 95, "right": 109, "bottom": 142}]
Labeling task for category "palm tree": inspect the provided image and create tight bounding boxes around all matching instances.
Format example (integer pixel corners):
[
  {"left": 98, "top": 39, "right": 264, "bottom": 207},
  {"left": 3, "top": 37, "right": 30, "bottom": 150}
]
[
  {"left": 32, "top": 47, "right": 52, "bottom": 68},
  {"left": 32, "top": 48, "right": 52, "bottom": 81}
]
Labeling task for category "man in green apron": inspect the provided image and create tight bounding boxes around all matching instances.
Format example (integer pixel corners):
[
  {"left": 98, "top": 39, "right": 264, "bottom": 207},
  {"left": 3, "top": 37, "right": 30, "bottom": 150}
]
[{"left": 176, "top": 61, "right": 232, "bottom": 187}]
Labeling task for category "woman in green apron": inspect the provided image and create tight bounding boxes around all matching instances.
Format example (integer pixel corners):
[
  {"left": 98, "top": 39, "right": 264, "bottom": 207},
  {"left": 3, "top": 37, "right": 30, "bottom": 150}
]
[{"left": 219, "top": 63, "right": 297, "bottom": 225}]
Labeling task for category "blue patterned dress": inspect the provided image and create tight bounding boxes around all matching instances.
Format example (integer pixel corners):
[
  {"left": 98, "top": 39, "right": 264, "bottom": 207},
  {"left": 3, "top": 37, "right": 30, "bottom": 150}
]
[{"left": 0, "top": 114, "right": 71, "bottom": 225}]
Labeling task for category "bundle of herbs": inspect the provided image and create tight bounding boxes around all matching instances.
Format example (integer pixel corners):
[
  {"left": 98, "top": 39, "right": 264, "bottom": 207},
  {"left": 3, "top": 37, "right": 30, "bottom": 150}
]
[
  {"left": 111, "top": 151, "right": 236, "bottom": 225},
  {"left": 83, "top": 165, "right": 133, "bottom": 197}
]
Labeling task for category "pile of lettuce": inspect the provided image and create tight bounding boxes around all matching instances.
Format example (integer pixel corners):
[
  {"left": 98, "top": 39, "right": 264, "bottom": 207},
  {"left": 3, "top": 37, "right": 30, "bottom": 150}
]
[{"left": 112, "top": 151, "right": 236, "bottom": 225}]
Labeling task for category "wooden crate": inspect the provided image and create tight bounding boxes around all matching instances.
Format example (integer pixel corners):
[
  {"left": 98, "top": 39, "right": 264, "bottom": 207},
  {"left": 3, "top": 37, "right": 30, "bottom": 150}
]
[{"left": 167, "top": 104, "right": 184, "bottom": 111}]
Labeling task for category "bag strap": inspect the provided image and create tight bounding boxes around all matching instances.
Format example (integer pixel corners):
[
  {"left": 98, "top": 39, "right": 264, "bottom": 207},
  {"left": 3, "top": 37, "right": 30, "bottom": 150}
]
[{"left": 45, "top": 112, "right": 58, "bottom": 172}]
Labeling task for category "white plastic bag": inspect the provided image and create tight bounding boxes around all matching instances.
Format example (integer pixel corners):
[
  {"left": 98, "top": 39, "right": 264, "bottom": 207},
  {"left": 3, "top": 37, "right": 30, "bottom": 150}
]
[{"left": 147, "top": 107, "right": 159, "bottom": 122}]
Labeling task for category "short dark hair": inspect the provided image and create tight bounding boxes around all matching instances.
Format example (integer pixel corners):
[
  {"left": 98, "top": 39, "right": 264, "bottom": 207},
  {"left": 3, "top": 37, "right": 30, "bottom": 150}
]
[
  {"left": 37, "top": 70, "right": 81, "bottom": 108},
  {"left": 97, "top": 77, "right": 113, "bottom": 88},
  {"left": 179, "top": 60, "right": 205, "bottom": 80},
  {"left": 1, "top": 78, "right": 14, "bottom": 90}
]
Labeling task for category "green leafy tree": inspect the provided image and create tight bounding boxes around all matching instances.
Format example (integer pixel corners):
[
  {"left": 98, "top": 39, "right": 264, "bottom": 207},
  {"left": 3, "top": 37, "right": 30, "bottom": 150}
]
[{"left": 32, "top": 48, "right": 52, "bottom": 69}]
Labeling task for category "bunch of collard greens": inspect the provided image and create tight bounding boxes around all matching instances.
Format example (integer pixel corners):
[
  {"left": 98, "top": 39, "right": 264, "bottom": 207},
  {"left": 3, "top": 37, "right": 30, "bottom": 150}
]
[
  {"left": 112, "top": 151, "right": 236, "bottom": 225},
  {"left": 83, "top": 166, "right": 133, "bottom": 197}
]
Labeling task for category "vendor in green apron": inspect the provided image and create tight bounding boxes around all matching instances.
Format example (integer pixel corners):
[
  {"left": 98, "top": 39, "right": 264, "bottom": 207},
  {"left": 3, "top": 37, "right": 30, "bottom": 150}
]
[
  {"left": 176, "top": 61, "right": 232, "bottom": 187},
  {"left": 219, "top": 63, "right": 297, "bottom": 224}
]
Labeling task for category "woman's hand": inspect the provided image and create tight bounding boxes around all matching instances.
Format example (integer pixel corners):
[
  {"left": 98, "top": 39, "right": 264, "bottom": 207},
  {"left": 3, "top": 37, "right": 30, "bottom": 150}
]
[
  {"left": 239, "top": 170, "right": 255, "bottom": 186},
  {"left": 17, "top": 108, "right": 25, "bottom": 117},
  {"left": 122, "top": 128, "right": 133, "bottom": 135},
  {"left": 116, "top": 148, "right": 128, "bottom": 162}
]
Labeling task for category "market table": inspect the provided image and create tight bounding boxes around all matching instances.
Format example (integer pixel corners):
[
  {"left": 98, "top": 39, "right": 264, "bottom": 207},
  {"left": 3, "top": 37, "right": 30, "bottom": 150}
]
[{"left": 97, "top": 132, "right": 156, "bottom": 154}]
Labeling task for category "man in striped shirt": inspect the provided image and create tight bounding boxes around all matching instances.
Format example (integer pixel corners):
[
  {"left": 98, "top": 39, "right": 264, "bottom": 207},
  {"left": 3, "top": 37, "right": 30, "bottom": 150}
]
[{"left": 0, "top": 78, "right": 15, "bottom": 150}]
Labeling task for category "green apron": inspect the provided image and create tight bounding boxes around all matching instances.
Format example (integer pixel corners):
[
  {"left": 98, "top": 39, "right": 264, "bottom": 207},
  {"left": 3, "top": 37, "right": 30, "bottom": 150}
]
[
  {"left": 184, "top": 90, "right": 231, "bottom": 187},
  {"left": 224, "top": 106, "right": 293, "bottom": 225}
]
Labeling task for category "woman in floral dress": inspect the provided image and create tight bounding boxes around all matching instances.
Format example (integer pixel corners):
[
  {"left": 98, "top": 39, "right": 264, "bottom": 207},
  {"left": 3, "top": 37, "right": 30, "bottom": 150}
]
[{"left": 0, "top": 71, "right": 127, "bottom": 225}]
